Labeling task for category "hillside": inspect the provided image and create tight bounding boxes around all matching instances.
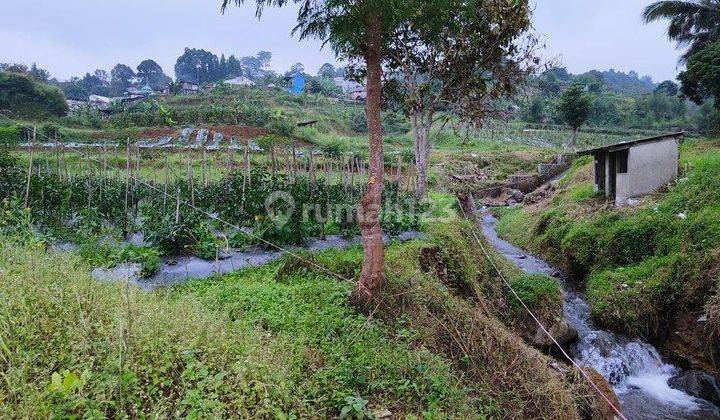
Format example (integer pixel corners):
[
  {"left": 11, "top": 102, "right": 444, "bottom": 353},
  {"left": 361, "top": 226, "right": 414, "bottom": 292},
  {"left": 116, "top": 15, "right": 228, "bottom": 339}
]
[
  {"left": 0, "top": 217, "right": 608, "bottom": 418},
  {"left": 493, "top": 139, "right": 720, "bottom": 377}
]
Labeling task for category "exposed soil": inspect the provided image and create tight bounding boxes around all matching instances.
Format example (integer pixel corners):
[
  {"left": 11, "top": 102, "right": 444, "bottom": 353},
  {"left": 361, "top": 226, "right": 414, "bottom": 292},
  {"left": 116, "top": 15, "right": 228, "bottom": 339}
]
[
  {"left": 664, "top": 254, "right": 720, "bottom": 377},
  {"left": 207, "top": 125, "right": 268, "bottom": 139},
  {"left": 665, "top": 309, "right": 719, "bottom": 377},
  {"left": 140, "top": 128, "right": 180, "bottom": 138}
]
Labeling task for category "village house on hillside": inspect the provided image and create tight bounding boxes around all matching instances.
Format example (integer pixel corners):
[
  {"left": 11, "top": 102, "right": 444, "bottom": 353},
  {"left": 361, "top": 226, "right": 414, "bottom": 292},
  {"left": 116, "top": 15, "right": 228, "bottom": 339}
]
[
  {"left": 334, "top": 76, "right": 367, "bottom": 102},
  {"left": 225, "top": 76, "right": 255, "bottom": 86},
  {"left": 178, "top": 80, "right": 202, "bottom": 94},
  {"left": 579, "top": 132, "right": 683, "bottom": 205},
  {"left": 126, "top": 83, "right": 154, "bottom": 99}
]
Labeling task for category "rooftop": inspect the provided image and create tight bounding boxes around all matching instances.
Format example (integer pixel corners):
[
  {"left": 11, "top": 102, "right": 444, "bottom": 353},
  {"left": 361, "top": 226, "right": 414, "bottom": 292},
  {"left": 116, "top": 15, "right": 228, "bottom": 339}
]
[{"left": 577, "top": 132, "right": 684, "bottom": 156}]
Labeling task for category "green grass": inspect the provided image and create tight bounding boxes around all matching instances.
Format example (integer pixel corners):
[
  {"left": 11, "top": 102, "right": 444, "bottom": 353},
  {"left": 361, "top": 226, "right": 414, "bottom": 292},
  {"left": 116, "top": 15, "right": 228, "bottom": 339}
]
[
  {"left": 0, "top": 219, "right": 597, "bottom": 418},
  {"left": 509, "top": 274, "right": 562, "bottom": 310},
  {"left": 0, "top": 238, "right": 475, "bottom": 418},
  {"left": 494, "top": 138, "right": 720, "bottom": 343}
]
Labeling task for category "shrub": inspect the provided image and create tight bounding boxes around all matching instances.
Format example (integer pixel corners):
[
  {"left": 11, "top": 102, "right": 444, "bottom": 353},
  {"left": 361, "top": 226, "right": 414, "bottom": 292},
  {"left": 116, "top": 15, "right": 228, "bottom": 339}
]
[
  {"left": 321, "top": 141, "right": 345, "bottom": 158},
  {"left": 0, "top": 125, "right": 21, "bottom": 145},
  {"left": 680, "top": 205, "right": 720, "bottom": 253},
  {"left": 267, "top": 116, "right": 295, "bottom": 137},
  {"left": 560, "top": 222, "right": 600, "bottom": 278},
  {"left": 348, "top": 109, "right": 368, "bottom": 134},
  {"left": 586, "top": 253, "right": 694, "bottom": 338},
  {"left": 0, "top": 151, "right": 22, "bottom": 200},
  {"left": 113, "top": 244, "right": 162, "bottom": 276},
  {"left": 596, "top": 211, "right": 679, "bottom": 267},
  {"left": 0, "top": 71, "right": 68, "bottom": 119},
  {"left": 508, "top": 274, "right": 562, "bottom": 311}
]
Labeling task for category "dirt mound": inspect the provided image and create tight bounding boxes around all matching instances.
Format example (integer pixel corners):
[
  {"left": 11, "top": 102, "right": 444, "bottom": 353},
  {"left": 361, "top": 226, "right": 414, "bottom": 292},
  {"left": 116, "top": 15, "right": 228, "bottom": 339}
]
[{"left": 140, "top": 128, "right": 180, "bottom": 138}]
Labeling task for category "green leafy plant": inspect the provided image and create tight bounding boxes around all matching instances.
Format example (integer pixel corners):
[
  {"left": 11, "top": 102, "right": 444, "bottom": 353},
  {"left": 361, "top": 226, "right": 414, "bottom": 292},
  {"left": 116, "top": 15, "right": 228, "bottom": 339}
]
[
  {"left": 113, "top": 244, "right": 161, "bottom": 276},
  {"left": 48, "top": 370, "right": 89, "bottom": 397},
  {"left": 339, "top": 396, "right": 373, "bottom": 420}
]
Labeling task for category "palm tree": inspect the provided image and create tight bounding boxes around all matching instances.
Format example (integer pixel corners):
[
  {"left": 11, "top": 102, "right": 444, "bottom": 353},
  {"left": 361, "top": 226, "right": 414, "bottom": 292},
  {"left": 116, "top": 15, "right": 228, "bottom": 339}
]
[{"left": 643, "top": 0, "right": 720, "bottom": 60}]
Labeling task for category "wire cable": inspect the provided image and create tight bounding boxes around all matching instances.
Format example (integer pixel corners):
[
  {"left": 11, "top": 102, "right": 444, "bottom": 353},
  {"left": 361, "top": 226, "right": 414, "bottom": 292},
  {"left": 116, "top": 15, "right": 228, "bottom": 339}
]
[
  {"left": 455, "top": 195, "right": 628, "bottom": 420},
  {"left": 0, "top": 113, "right": 355, "bottom": 284}
]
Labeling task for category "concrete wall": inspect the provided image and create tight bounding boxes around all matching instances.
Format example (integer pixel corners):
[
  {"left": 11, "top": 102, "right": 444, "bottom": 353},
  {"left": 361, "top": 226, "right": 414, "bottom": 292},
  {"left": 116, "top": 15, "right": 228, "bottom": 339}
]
[
  {"left": 623, "top": 138, "right": 679, "bottom": 201},
  {"left": 616, "top": 173, "right": 630, "bottom": 203}
]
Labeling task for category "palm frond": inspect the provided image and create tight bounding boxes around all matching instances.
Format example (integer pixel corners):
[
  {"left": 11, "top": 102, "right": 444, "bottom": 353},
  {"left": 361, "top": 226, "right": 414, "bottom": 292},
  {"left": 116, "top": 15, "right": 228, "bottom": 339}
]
[{"left": 643, "top": 0, "right": 709, "bottom": 24}]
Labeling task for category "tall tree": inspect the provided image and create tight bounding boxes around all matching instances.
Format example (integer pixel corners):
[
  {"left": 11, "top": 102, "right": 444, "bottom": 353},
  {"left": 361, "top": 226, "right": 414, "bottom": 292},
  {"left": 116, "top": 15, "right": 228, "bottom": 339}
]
[
  {"left": 137, "top": 59, "right": 173, "bottom": 90},
  {"left": 678, "top": 41, "right": 720, "bottom": 107},
  {"left": 110, "top": 64, "right": 136, "bottom": 94},
  {"left": 288, "top": 62, "right": 305, "bottom": 76},
  {"left": 655, "top": 79, "right": 680, "bottom": 96},
  {"left": 318, "top": 62, "right": 336, "bottom": 78},
  {"left": 219, "top": 54, "right": 228, "bottom": 79},
  {"left": 62, "top": 77, "right": 89, "bottom": 100},
  {"left": 221, "top": 0, "right": 407, "bottom": 303},
  {"left": 82, "top": 71, "right": 110, "bottom": 96},
  {"left": 558, "top": 83, "right": 592, "bottom": 147},
  {"left": 643, "top": 0, "right": 720, "bottom": 61},
  {"left": 93, "top": 69, "right": 110, "bottom": 85},
  {"left": 227, "top": 54, "right": 243, "bottom": 77},
  {"left": 29, "top": 63, "right": 50, "bottom": 82},
  {"left": 256, "top": 51, "right": 272, "bottom": 69},
  {"left": 383, "top": 0, "right": 537, "bottom": 198},
  {"left": 174, "top": 48, "right": 221, "bottom": 84}
]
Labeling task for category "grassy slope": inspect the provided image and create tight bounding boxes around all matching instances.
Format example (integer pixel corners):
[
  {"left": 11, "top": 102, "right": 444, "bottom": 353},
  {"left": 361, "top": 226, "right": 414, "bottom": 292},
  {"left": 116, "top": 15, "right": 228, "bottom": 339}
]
[
  {"left": 494, "top": 139, "right": 720, "bottom": 373},
  {"left": 0, "top": 220, "right": 596, "bottom": 418}
]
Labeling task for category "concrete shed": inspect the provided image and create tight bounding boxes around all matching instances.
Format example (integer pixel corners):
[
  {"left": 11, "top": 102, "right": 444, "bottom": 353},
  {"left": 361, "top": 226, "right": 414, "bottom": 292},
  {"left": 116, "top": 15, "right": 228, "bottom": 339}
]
[{"left": 578, "top": 132, "right": 683, "bottom": 205}]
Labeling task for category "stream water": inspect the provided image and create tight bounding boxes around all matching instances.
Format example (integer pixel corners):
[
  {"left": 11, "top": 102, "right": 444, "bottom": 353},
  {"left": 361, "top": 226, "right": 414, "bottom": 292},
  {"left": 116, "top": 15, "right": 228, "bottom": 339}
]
[
  {"left": 91, "top": 231, "right": 424, "bottom": 291},
  {"left": 480, "top": 210, "right": 720, "bottom": 420}
]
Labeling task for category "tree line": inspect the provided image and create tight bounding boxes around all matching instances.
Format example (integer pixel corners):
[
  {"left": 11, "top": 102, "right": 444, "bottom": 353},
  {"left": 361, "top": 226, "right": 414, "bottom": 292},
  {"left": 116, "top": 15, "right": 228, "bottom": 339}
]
[
  {"left": 1, "top": 48, "right": 347, "bottom": 102},
  {"left": 544, "top": 1, "right": 720, "bottom": 142},
  {"left": 522, "top": 66, "right": 717, "bottom": 141}
]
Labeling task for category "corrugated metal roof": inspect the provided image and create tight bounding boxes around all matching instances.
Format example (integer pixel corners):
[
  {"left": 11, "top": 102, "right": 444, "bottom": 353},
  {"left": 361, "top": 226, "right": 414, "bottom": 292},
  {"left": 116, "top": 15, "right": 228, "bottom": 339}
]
[{"left": 577, "top": 132, "right": 684, "bottom": 156}]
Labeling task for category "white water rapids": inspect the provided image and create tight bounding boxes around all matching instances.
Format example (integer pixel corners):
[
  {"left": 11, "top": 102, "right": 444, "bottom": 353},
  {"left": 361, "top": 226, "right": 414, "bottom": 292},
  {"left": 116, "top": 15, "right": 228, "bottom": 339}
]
[{"left": 480, "top": 210, "right": 720, "bottom": 419}]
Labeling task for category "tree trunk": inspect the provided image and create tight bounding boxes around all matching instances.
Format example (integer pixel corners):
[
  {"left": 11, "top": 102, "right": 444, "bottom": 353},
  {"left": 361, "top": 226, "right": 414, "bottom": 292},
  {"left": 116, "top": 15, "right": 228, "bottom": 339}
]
[
  {"left": 571, "top": 127, "right": 578, "bottom": 148},
  {"left": 354, "top": 13, "right": 386, "bottom": 304},
  {"left": 411, "top": 112, "right": 431, "bottom": 199}
]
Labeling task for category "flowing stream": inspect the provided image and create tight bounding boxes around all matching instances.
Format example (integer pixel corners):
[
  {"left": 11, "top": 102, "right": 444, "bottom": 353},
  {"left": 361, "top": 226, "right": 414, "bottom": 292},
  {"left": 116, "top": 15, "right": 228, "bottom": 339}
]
[
  {"left": 480, "top": 210, "right": 720, "bottom": 420},
  {"left": 91, "top": 231, "right": 424, "bottom": 291}
]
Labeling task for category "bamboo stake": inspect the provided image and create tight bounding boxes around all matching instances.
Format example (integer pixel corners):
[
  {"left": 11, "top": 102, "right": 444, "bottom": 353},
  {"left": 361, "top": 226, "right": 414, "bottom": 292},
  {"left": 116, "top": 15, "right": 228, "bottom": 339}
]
[
  {"left": 135, "top": 144, "right": 140, "bottom": 186},
  {"left": 350, "top": 158, "right": 355, "bottom": 190},
  {"left": 396, "top": 155, "right": 402, "bottom": 183},
  {"left": 187, "top": 151, "right": 195, "bottom": 206},
  {"left": 125, "top": 140, "right": 130, "bottom": 214},
  {"left": 225, "top": 146, "right": 233, "bottom": 201},
  {"left": 115, "top": 143, "right": 120, "bottom": 179},
  {"left": 283, "top": 149, "right": 291, "bottom": 186},
  {"left": 87, "top": 159, "right": 92, "bottom": 210},
  {"left": 310, "top": 152, "right": 316, "bottom": 186},
  {"left": 243, "top": 142, "right": 250, "bottom": 189},
  {"left": 55, "top": 136, "right": 60, "bottom": 179},
  {"left": 405, "top": 162, "right": 412, "bottom": 191},
  {"left": 324, "top": 159, "right": 330, "bottom": 186},
  {"left": 175, "top": 188, "right": 181, "bottom": 223},
  {"left": 62, "top": 148, "right": 68, "bottom": 182},
  {"left": 103, "top": 142, "right": 108, "bottom": 178},
  {"left": 270, "top": 144, "right": 277, "bottom": 177},
  {"left": 23, "top": 128, "right": 35, "bottom": 208},
  {"left": 202, "top": 149, "right": 208, "bottom": 187},
  {"left": 163, "top": 155, "right": 169, "bottom": 214}
]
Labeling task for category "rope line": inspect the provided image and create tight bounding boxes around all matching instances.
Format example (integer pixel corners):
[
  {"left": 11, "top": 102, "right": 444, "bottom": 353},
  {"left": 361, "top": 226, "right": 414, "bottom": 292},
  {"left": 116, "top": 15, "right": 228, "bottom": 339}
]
[
  {"left": 3, "top": 113, "right": 624, "bottom": 417},
  {"left": 0, "top": 113, "right": 355, "bottom": 284},
  {"left": 455, "top": 195, "right": 628, "bottom": 420}
]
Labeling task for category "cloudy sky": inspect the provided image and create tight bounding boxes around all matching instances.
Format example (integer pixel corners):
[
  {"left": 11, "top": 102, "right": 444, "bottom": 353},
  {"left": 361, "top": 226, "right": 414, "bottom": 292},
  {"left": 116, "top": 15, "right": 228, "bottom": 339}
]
[{"left": 2, "top": 0, "right": 682, "bottom": 82}]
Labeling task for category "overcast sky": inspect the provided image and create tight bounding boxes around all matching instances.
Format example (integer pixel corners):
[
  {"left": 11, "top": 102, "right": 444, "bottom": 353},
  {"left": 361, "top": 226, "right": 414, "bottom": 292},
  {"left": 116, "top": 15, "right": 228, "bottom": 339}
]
[{"left": 1, "top": 0, "right": 682, "bottom": 82}]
